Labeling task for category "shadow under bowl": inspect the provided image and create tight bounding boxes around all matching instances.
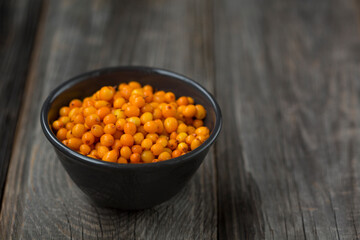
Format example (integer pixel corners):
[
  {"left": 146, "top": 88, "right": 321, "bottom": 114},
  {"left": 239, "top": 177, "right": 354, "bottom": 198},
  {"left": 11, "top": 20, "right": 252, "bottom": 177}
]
[{"left": 40, "top": 66, "right": 222, "bottom": 210}]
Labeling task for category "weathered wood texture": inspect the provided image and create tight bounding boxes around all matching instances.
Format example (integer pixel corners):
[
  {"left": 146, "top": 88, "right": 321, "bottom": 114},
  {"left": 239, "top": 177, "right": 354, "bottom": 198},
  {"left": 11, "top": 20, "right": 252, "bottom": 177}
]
[
  {"left": 0, "top": 0, "right": 43, "bottom": 203},
  {"left": 214, "top": 0, "right": 360, "bottom": 239},
  {"left": 0, "top": 0, "right": 217, "bottom": 239},
  {"left": 2, "top": 0, "right": 360, "bottom": 239}
]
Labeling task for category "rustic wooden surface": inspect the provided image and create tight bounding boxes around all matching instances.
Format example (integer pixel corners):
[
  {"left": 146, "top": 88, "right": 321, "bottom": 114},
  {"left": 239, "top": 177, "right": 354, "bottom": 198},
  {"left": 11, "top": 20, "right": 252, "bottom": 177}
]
[{"left": 1, "top": 0, "right": 360, "bottom": 239}]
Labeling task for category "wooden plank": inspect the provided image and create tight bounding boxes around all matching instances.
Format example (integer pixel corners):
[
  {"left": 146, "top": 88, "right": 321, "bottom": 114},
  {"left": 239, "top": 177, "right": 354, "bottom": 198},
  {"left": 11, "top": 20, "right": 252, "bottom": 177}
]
[
  {"left": 214, "top": 0, "right": 360, "bottom": 239},
  {"left": 0, "top": 0, "right": 217, "bottom": 239},
  {"left": 0, "top": 0, "right": 43, "bottom": 204}
]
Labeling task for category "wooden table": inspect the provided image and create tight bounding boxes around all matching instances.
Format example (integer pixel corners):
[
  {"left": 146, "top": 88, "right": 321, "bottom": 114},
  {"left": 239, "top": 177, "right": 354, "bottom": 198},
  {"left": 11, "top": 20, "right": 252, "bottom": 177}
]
[{"left": 1, "top": 0, "right": 360, "bottom": 239}]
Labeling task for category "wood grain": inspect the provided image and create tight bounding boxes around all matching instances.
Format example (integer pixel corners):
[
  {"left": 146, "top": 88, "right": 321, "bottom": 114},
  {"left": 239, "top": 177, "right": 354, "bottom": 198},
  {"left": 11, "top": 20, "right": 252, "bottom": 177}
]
[
  {"left": 0, "top": 0, "right": 217, "bottom": 239},
  {"left": 0, "top": 0, "right": 43, "bottom": 204},
  {"left": 214, "top": 0, "right": 360, "bottom": 239}
]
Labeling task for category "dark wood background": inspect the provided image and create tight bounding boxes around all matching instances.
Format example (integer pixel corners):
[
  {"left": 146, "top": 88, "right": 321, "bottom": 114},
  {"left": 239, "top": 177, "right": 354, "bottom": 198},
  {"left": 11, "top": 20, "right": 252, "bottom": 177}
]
[{"left": 1, "top": 0, "right": 360, "bottom": 239}]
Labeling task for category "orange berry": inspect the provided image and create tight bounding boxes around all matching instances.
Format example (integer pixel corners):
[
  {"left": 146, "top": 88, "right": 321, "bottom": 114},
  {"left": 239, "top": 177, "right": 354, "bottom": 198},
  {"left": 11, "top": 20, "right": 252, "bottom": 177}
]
[
  {"left": 125, "top": 105, "right": 140, "bottom": 117},
  {"left": 67, "top": 138, "right": 82, "bottom": 150},
  {"left": 158, "top": 152, "right": 171, "bottom": 161},
  {"left": 151, "top": 143, "right": 164, "bottom": 156},
  {"left": 82, "top": 132, "right": 95, "bottom": 145},
  {"left": 83, "top": 106, "right": 97, "bottom": 117},
  {"left": 130, "top": 95, "right": 146, "bottom": 108},
  {"left": 66, "top": 122, "right": 75, "bottom": 130},
  {"left": 59, "top": 106, "right": 70, "bottom": 116},
  {"left": 176, "top": 132, "right": 188, "bottom": 143},
  {"left": 168, "top": 139, "right": 178, "bottom": 150},
  {"left": 124, "top": 122, "right": 137, "bottom": 135},
  {"left": 80, "top": 144, "right": 92, "bottom": 155},
  {"left": 144, "top": 121, "right": 158, "bottom": 133},
  {"left": 183, "top": 105, "right": 197, "bottom": 118},
  {"left": 94, "top": 100, "right": 110, "bottom": 109},
  {"left": 113, "top": 97, "right": 126, "bottom": 109},
  {"left": 193, "top": 119, "right": 203, "bottom": 128},
  {"left": 85, "top": 114, "right": 101, "bottom": 127},
  {"left": 120, "top": 134, "right": 134, "bottom": 146},
  {"left": 164, "top": 117, "right": 178, "bottom": 133},
  {"left": 170, "top": 132, "right": 177, "bottom": 140},
  {"left": 115, "top": 118, "right": 127, "bottom": 131},
  {"left": 120, "top": 86, "right": 132, "bottom": 99},
  {"left": 143, "top": 85, "right": 153, "bottom": 92},
  {"left": 165, "top": 92, "right": 176, "bottom": 103},
  {"left": 73, "top": 114, "right": 85, "bottom": 124},
  {"left": 141, "top": 150, "right": 154, "bottom": 163},
  {"left": 102, "top": 149, "right": 119, "bottom": 162},
  {"left": 156, "top": 137, "right": 168, "bottom": 147},
  {"left": 97, "top": 146, "right": 109, "bottom": 158},
  {"left": 195, "top": 104, "right": 206, "bottom": 120},
  {"left": 59, "top": 116, "right": 70, "bottom": 125},
  {"left": 91, "top": 124, "right": 104, "bottom": 137},
  {"left": 162, "top": 104, "right": 177, "bottom": 118},
  {"left": 146, "top": 133, "right": 159, "bottom": 143},
  {"left": 143, "top": 90, "right": 153, "bottom": 103},
  {"left": 112, "top": 139, "right": 122, "bottom": 150},
  {"left": 141, "top": 138, "right": 153, "bottom": 150},
  {"left": 128, "top": 81, "right": 142, "bottom": 89},
  {"left": 133, "top": 132, "right": 145, "bottom": 145},
  {"left": 140, "top": 112, "right": 153, "bottom": 124},
  {"left": 99, "top": 86, "right": 115, "bottom": 101},
  {"left": 52, "top": 120, "right": 63, "bottom": 131},
  {"left": 191, "top": 138, "right": 202, "bottom": 150},
  {"left": 100, "top": 134, "right": 114, "bottom": 147},
  {"left": 153, "top": 108, "right": 162, "bottom": 119},
  {"left": 195, "top": 126, "right": 210, "bottom": 136},
  {"left": 69, "top": 99, "right": 82, "bottom": 108},
  {"left": 83, "top": 98, "right": 95, "bottom": 107},
  {"left": 177, "top": 123, "right": 187, "bottom": 133},
  {"left": 103, "top": 114, "right": 117, "bottom": 124},
  {"left": 72, "top": 124, "right": 86, "bottom": 138},
  {"left": 56, "top": 128, "right": 67, "bottom": 141},
  {"left": 154, "top": 119, "right": 164, "bottom": 134},
  {"left": 117, "top": 157, "right": 128, "bottom": 164},
  {"left": 113, "top": 109, "right": 126, "bottom": 119},
  {"left": 185, "top": 135, "right": 196, "bottom": 145},
  {"left": 187, "top": 126, "right": 196, "bottom": 134},
  {"left": 172, "top": 149, "right": 182, "bottom": 158},
  {"left": 177, "top": 142, "right": 188, "bottom": 152},
  {"left": 141, "top": 104, "right": 154, "bottom": 113},
  {"left": 120, "top": 146, "right": 132, "bottom": 159},
  {"left": 104, "top": 123, "right": 117, "bottom": 135},
  {"left": 130, "top": 153, "right": 141, "bottom": 163},
  {"left": 97, "top": 106, "right": 111, "bottom": 119},
  {"left": 176, "top": 96, "right": 188, "bottom": 106},
  {"left": 187, "top": 97, "right": 194, "bottom": 104},
  {"left": 131, "top": 145, "right": 143, "bottom": 154}
]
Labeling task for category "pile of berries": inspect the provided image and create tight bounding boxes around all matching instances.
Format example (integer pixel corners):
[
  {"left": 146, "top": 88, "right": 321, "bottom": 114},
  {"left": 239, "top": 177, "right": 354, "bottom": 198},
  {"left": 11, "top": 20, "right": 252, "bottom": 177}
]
[{"left": 52, "top": 81, "right": 210, "bottom": 164}]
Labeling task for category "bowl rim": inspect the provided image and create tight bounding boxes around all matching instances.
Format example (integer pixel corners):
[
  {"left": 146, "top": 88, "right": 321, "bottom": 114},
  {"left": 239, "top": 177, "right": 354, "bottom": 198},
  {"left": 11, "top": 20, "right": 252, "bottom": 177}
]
[{"left": 40, "top": 66, "right": 222, "bottom": 169}]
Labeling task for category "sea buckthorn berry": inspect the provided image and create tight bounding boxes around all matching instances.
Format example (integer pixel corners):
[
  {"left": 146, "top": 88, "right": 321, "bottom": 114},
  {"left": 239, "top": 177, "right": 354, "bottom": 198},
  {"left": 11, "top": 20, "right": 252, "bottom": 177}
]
[
  {"left": 131, "top": 145, "right": 143, "bottom": 154},
  {"left": 176, "top": 96, "right": 189, "bottom": 106},
  {"left": 69, "top": 99, "right": 82, "bottom": 108},
  {"left": 177, "top": 123, "right": 188, "bottom": 133},
  {"left": 80, "top": 144, "right": 92, "bottom": 155},
  {"left": 176, "top": 132, "right": 188, "bottom": 143},
  {"left": 177, "top": 142, "right": 189, "bottom": 152},
  {"left": 125, "top": 105, "right": 140, "bottom": 117},
  {"left": 137, "top": 125, "right": 147, "bottom": 135},
  {"left": 191, "top": 138, "right": 202, "bottom": 150},
  {"left": 170, "top": 132, "right": 177, "bottom": 140},
  {"left": 187, "top": 97, "right": 194, "bottom": 104},
  {"left": 104, "top": 123, "right": 117, "bottom": 135},
  {"left": 100, "top": 134, "right": 114, "bottom": 147},
  {"left": 130, "top": 95, "right": 146, "bottom": 108},
  {"left": 52, "top": 120, "right": 64, "bottom": 131},
  {"left": 129, "top": 81, "right": 142, "bottom": 89},
  {"left": 144, "top": 121, "right": 158, "bottom": 133},
  {"left": 99, "top": 86, "right": 115, "bottom": 101},
  {"left": 146, "top": 133, "right": 159, "bottom": 143},
  {"left": 153, "top": 108, "right": 162, "bottom": 119},
  {"left": 120, "top": 134, "right": 134, "bottom": 146},
  {"left": 165, "top": 92, "right": 175, "bottom": 103},
  {"left": 193, "top": 119, "right": 203, "bottom": 128},
  {"left": 143, "top": 90, "right": 153, "bottom": 103},
  {"left": 59, "top": 106, "right": 70, "bottom": 116},
  {"left": 154, "top": 119, "right": 164, "bottom": 134},
  {"left": 114, "top": 97, "right": 126, "bottom": 109},
  {"left": 89, "top": 149, "right": 98, "bottom": 157},
  {"left": 117, "top": 157, "right": 128, "bottom": 164},
  {"left": 83, "top": 106, "right": 97, "bottom": 117},
  {"left": 127, "top": 117, "right": 141, "bottom": 127},
  {"left": 183, "top": 105, "right": 197, "bottom": 118},
  {"left": 103, "top": 114, "right": 117, "bottom": 124},
  {"left": 156, "top": 137, "right": 168, "bottom": 148},
  {"left": 141, "top": 104, "right": 154, "bottom": 113},
  {"left": 102, "top": 149, "right": 119, "bottom": 162},
  {"left": 168, "top": 139, "right": 178, "bottom": 150},
  {"left": 143, "top": 85, "right": 153, "bottom": 92},
  {"left": 133, "top": 132, "right": 144, "bottom": 145},
  {"left": 120, "top": 146, "right": 132, "bottom": 159},
  {"left": 73, "top": 114, "right": 85, "bottom": 124},
  {"left": 158, "top": 152, "right": 171, "bottom": 161},
  {"left": 172, "top": 149, "right": 182, "bottom": 158},
  {"left": 153, "top": 91, "right": 166, "bottom": 103},
  {"left": 56, "top": 128, "right": 67, "bottom": 141},
  {"left": 177, "top": 105, "right": 186, "bottom": 114},
  {"left": 67, "top": 138, "right": 83, "bottom": 150},
  {"left": 162, "top": 104, "right": 177, "bottom": 118},
  {"left": 97, "top": 146, "right": 109, "bottom": 158},
  {"left": 72, "top": 124, "right": 86, "bottom": 138},
  {"left": 65, "top": 122, "right": 74, "bottom": 130},
  {"left": 164, "top": 117, "right": 178, "bottom": 133},
  {"left": 97, "top": 106, "right": 111, "bottom": 119},
  {"left": 195, "top": 126, "right": 210, "bottom": 136},
  {"left": 113, "top": 109, "right": 126, "bottom": 119},
  {"left": 115, "top": 118, "right": 127, "bottom": 131},
  {"left": 94, "top": 100, "right": 110, "bottom": 109},
  {"left": 185, "top": 135, "right": 196, "bottom": 145},
  {"left": 113, "top": 91, "right": 122, "bottom": 100},
  {"left": 91, "top": 124, "right": 104, "bottom": 137},
  {"left": 141, "top": 138, "right": 153, "bottom": 150},
  {"left": 85, "top": 114, "right": 101, "bottom": 127},
  {"left": 66, "top": 130, "right": 74, "bottom": 139},
  {"left": 120, "top": 86, "right": 132, "bottom": 99},
  {"left": 140, "top": 112, "right": 153, "bottom": 124},
  {"left": 151, "top": 143, "right": 164, "bottom": 156},
  {"left": 59, "top": 116, "right": 70, "bottom": 125},
  {"left": 118, "top": 83, "right": 127, "bottom": 90},
  {"left": 197, "top": 135, "right": 209, "bottom": 143},
  {"left": 130, "top": 153, "right": 141, "bottom": 163},
  {"left": 83, "top": 98, "right": 95, "bottom": 107},
  {"left": 82, "top": 132, "right": 95, "bottom": 145},
  {"left": 112, "top": 139, "right": 122, "bottom": 150},
  {"left": 124, "top": 122, "right": 137, "bottom": 135},
  {"left": 141, "top": 150, "right": 154, "bottom": 163},
  {"left": 195, "top": 104, "right": 206, "bottom": 120}
]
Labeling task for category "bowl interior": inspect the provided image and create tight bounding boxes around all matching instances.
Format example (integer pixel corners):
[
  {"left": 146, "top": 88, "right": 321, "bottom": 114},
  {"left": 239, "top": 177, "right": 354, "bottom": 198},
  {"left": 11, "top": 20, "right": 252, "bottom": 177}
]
[{"left": 47, "top": 67, "right": 218, "bottom": 139}]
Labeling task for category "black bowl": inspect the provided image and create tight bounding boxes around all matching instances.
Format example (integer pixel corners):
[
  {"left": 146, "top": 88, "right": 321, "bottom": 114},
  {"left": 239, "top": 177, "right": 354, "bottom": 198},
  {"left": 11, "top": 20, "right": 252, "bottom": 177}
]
[{"left": 40, "top": 66, "right": 222, "bottom": 210}]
